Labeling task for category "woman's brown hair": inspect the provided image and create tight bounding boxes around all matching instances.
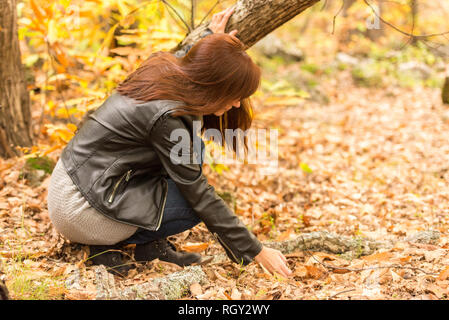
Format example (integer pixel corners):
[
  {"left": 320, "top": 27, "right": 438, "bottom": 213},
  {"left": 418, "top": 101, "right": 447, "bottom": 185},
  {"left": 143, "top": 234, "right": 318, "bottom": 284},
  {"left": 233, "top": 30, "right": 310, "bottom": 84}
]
[{"left": 116, "top": 33, "right": 261, "bottom": 154}]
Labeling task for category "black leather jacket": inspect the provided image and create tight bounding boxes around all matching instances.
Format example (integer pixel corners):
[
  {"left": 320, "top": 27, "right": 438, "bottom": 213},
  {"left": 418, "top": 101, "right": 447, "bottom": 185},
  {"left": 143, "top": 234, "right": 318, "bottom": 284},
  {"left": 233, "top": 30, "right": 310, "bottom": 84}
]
[{"left": 61, "top": 85, "right": 263, "bottom": 266}]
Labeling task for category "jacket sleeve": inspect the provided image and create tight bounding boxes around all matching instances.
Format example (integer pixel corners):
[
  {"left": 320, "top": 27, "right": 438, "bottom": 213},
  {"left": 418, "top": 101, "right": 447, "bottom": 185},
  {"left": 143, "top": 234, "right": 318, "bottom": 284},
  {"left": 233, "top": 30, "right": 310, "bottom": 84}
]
[
  {"left": 174, "top": 27, "right": 214, "bottom": 58},
  {"left": 148, "top": 113, "right": 263, "bottom": 265}
]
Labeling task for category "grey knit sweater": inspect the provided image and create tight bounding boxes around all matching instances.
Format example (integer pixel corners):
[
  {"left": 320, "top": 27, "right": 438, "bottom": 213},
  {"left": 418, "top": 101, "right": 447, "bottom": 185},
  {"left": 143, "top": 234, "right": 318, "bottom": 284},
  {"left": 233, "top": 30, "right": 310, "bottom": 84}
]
[{"left": 47, "top": 158, "right": 137, "bottom": 245}]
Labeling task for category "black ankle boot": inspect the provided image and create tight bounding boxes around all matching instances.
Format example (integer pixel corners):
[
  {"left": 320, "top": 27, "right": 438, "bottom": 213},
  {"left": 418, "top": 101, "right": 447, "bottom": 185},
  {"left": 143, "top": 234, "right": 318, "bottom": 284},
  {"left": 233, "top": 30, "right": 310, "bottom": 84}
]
[
  {"left": 134, "top": 239, "right": 202, "bottom": 267},
  {"left": 88, "top": 244, "right": 131, "bottom": 276}
]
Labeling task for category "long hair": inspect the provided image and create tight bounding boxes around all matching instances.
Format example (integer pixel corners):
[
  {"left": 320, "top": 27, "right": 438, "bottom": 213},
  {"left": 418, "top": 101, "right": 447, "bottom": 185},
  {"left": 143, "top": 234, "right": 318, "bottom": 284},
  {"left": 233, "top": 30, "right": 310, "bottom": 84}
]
[{"left": 116, "top": 33, "right": 261, "bottom": 154}]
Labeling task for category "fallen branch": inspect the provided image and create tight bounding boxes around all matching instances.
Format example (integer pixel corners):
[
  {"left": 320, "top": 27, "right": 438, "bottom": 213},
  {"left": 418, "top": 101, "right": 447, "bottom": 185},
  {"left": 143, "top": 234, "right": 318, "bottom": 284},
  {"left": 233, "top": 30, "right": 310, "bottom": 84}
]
[
  {"left": 264, "top": 230, "right": 440, "bottom": 258},
  {"left": 208, "top": 230, "right": 441, "bottom": 264},
  {"left": 317, "top": 261, "right": 438, "bottom": 276},
  {"left": 328, "top": 288, "right": 356, "bottom": 300},
  {"left": 92, "top": 265, "right": 207, "bottom": 300}
]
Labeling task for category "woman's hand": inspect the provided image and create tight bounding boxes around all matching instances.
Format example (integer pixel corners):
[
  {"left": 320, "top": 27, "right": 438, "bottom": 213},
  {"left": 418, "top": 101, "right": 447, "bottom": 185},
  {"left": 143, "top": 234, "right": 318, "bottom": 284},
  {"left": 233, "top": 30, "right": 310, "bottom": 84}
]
[
  {"left": 208, "top": 6, "right": 238, "bottom": 37},
  {"left": 254, "top": 246, "right": 292, "bottom": 278}
]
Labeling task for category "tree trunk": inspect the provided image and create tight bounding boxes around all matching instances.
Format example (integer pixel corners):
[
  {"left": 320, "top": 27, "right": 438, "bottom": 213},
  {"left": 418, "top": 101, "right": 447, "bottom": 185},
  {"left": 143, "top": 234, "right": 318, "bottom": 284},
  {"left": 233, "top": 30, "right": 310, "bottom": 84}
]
[
  {"left": 0, "top": 279, "right": 9, "bottom": 300},
  {"left": 342, "top": 0, "right": 356, "bottom": 17},
  {"left": 0, "top": 263, "right": 9, "bottom": 300},
  {"left": 170, "top": 0, "right": 320, "bottom": 53},
  {"left": 410, "top": 0, "right": 418, "bottom": 45},
  {"left": 0, "top": 0, "right": 33, "bottom": 158},
  {"left": 366, "top": 1, "right": 384, "bottom": 41},
  {"left": 443, "top": 76, "right": 449, "bottom": 105}
]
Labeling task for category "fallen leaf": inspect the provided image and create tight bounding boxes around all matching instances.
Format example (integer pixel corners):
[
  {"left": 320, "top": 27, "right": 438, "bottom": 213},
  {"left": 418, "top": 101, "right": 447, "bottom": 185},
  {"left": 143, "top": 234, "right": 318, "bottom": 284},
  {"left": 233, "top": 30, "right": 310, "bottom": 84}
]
[
  {"left": 426, "top": 284, "right": 448, "bottom": 299},
  {"left": 180, "top": 242, "right": 210, "bottom": 253},
  {"left": 424, "top": 249, "right": 446, "bottom": 262},
  {"left": 231, "top": 287, "right": 242, "bottom": 300},
  {"left": 190, "top": 283, "right": 203, "bottom": 296},
  {"left": 52, "top": 266, "right": 67, "bottom": 277},
  {"left": 398, "top": 256, "right": 412, "bottom": 264},
  {"left": 277, "top": 229, "right": 292, "bottom": 241},
  {"left": 390, "top": 269, "right": 402, "bottom": 282},
  {"left": 285, "top": 252, "right": 304, "bottom": 258},
  {"left": 223, "top": 291, "right": 233, "bottom": 300},
  {"left": 305, "top": 265, "right": 326, "bottom": 280},
  {"left": 331, "top": 267, "right": 351, "bottom": 274},
  {"left": 362, "top": 251, "right": 394, "bottom": 262},
  {"left": 437, "top": 266, "right": 449, "bottom": 281},
  {"left": 196, "top": 289, "right": 216, "bottom": 300},
  {"left": 127, "top": 268, "right": 138, "bottom": 278},
  {"left": 65, "top": 290, "right": 96, "bottom": 300}
]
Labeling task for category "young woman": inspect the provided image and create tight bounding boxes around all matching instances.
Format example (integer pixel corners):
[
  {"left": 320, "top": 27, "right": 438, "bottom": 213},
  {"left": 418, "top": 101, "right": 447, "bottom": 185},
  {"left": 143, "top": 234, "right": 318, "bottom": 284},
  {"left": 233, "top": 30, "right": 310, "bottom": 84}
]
[{"left": 47, "top": 6, "right": 292, "bottom": 278}]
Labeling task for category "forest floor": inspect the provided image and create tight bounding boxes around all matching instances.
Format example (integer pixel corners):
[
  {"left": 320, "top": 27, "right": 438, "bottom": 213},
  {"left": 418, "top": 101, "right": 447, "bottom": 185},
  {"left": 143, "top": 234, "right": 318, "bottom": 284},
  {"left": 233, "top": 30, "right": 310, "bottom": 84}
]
[{"left": 1, "top": 70, "right": 449, "bottom": 300}]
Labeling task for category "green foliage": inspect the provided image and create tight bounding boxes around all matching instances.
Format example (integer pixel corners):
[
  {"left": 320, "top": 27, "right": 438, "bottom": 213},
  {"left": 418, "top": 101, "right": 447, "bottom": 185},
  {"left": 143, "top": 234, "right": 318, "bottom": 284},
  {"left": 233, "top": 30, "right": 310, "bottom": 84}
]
[
  {"left": 217, "top": 191, "right": 236, "bottom": 210},
  {"left": 300, "top": 63, "right": 320, "bottom": 74},
  {"left": 8, "top": 274, "right": 65, "bottom": 300},
  {"left": 25, "top": 156, "right": 55, "bottom": 174},
  {"left": 3, "top": 249, "right": 66, "bottom": 300},
  {"left": 261, "top": 78, "right": 310, "bottom": 99},
  {"left": 300, "top": 162, "right": 313, "bottom": 174},
  {"left": 351, "top": 62, "right": 384, "bottom": 88},
  {"left": 357, "top": 41, "right": 442, "bottom": 88}
]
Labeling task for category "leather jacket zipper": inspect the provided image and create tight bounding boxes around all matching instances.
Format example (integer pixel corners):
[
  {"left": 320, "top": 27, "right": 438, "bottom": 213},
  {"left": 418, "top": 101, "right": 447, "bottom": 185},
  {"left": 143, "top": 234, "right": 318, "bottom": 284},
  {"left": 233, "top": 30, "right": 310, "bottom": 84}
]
[
  {"left": 155, "top": 177, "right": 168, "bottom": 231},
  {"left": 213, "top": 232, "right": 240, "bottom": 263},
  {"left": 108, "top": 169, "right": 132, "bottom": 203}
]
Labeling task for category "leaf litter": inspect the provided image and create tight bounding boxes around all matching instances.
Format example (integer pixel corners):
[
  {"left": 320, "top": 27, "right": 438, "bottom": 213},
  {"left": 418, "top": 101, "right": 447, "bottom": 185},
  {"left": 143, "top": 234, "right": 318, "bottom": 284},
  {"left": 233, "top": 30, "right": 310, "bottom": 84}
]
[{"left": 1, "top": 71, "right": 449, "bottom": 299}]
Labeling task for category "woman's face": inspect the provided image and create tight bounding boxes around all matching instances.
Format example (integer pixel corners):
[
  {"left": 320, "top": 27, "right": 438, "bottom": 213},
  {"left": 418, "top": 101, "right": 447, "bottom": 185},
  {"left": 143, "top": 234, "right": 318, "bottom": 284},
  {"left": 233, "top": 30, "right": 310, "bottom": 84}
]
[{"left": 213, "top": 99, "right": 241, "bottom": 116}]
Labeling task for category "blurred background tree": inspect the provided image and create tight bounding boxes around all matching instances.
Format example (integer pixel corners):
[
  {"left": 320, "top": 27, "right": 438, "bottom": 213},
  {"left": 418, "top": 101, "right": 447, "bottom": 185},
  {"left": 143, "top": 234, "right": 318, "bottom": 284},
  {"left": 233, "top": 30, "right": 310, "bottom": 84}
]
[{"left": 0, "top": 0, "right": 33, "bottom": 158}]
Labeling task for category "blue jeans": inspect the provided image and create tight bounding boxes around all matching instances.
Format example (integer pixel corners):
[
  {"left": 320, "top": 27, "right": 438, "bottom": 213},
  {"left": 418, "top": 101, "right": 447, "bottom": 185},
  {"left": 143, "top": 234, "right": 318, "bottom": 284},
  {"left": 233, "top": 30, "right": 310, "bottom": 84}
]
[{"left": 123, "top": 138, "right": 205, "bottom": 245}]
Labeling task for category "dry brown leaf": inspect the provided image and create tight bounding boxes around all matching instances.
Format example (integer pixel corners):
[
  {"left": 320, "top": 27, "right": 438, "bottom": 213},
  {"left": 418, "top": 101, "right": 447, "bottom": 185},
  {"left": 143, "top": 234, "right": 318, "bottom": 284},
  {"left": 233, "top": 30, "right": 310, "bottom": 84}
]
[
  {"left": 196, "top": 289, "right": 216, "bottom": 300},
  {"left": 231, "top": 287, "right": 242, "bottom": 300},
  {"left": 0, "top": 250, "right": 46, "bottom": 259},
  {"left": 65, "top": 290, "right": 96, "bottom": 300},
  {"left": 424, "top": 249, "right": 446, "bottom": 262},
  {"left": 52, "top": 265, "right": 67, "bottom": 277},
  {"left": 214, "top": 269, "right": 230, "bottom": 282},
  {"left": 331, "top": 267, "right": 351, "bottom": 274},
  {"left": 412, "top": 294, "right": 439, "bottom": 300},
  {"left": 190, "top": 283, "right": 203, "bottom": 296},
  {"left": 398, "top": 256, "right": 412, "bottom": 264},
  {"left": 180, "top": 242, "right": 210, "bottom": 253},
  {"left": 362, "top": 251, "right": 394, "bottom": 262},
  {"left": 305, "top": 265, "right": 326, "bottom": 280},
  {"left": 411, "top": 243, "right": 440, "bottom": 251},
  {"left": 426, "top": 284, "right": 448, "bottom": 299},
  {"left": 285, "top": 252, "right": 305, "bottom": 258},
  {"left": 302, "top": 215, "right": 312, "bottom": 227},
  {"left": 256, "top": 272, "right": 272, "bottom": 280},
  {"left": 437, "top": 266, "right": 449, "bottom": 281},
  {"left": 127, "top": 268, "right": 138, "bottom": 278},
  {"left": 223, "top": 291, "right": 233, "bottom": 300},
  {"left": 277, "top": 229, "right": 292, "bottom": 241},
  {"left": 48, "top": 286, "right": 68, "bottom": 298},
  {"left": 311, "top": 252, "right": 338, "bottom": 262},
  {"left": 390, "top": 270, "right": 402, "bottom": 282}
]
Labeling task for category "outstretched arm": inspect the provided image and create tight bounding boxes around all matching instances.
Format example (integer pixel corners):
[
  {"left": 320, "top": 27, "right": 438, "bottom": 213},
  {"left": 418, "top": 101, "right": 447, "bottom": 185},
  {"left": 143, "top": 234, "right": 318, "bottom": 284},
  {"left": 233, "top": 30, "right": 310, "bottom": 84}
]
[
  {"left": 174, "top": 6, "right": 239, "bottom": 58},
  {"left": 148, "top": 113, "right": 263, "bottom": 265}
]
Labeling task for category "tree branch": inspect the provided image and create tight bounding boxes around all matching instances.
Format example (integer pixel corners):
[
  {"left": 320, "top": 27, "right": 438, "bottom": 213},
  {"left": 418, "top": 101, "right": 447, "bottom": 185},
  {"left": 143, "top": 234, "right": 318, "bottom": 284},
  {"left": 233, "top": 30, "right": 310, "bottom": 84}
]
[
  {"left": 363, "top": 0, "right": 449, "bottom": 39},
  {"left": 161, "top": 0, "right": 191, "bottom": 33}
]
